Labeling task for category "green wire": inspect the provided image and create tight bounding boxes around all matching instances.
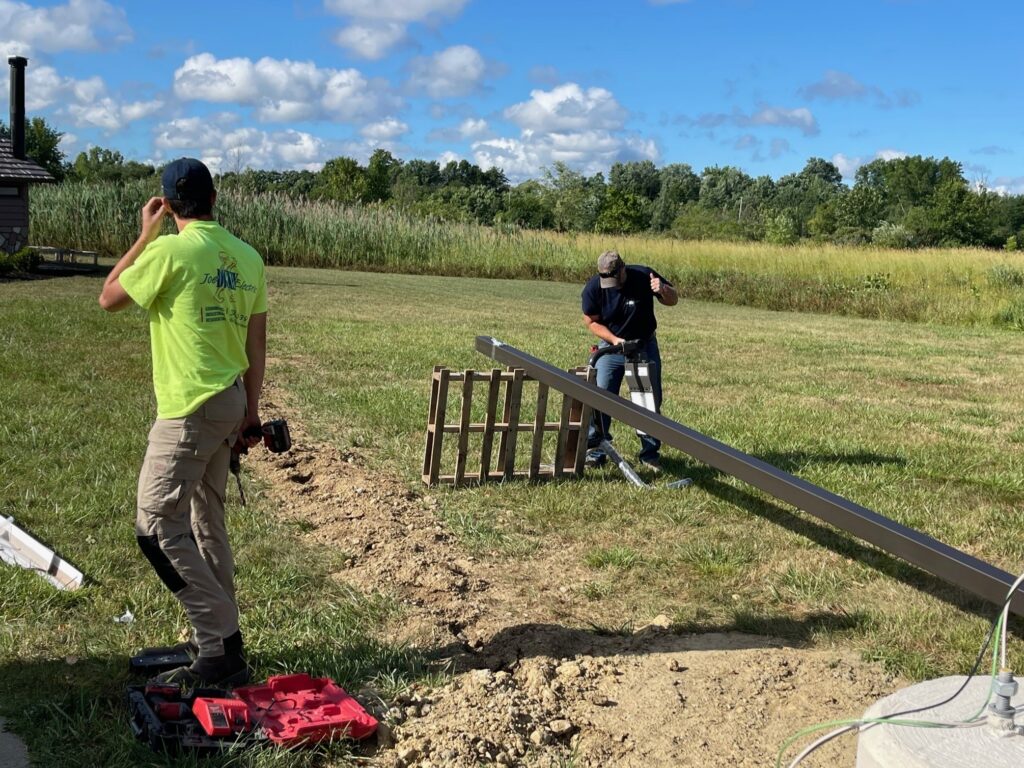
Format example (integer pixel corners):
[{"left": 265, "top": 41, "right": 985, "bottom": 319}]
[{"left": 774, "top": 611, "right": 1005, "bottom": 768}]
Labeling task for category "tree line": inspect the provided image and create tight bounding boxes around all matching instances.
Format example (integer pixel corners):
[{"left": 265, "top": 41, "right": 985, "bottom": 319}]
[{"left": 5, "top": 117, "right": 1023, "bottom": 250}]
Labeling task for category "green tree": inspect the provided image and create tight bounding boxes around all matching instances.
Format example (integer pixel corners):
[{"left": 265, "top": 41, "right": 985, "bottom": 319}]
[
  {"left": 543, "top": 162, "right": 605, "bottom": 232},
  {"left": 70, "top": 146, "right": 155, "bottom": 183},
  {"left": 854, "top": 155, "right": 964, "bottom": 220},
  {"left": 364, "top": 149, "right": 402, "bottom": 203},
  {"left": 0, "top": 116, "right": 67, "bottom": 180},
  {"left": 650, "top": 163, "right": 700, "bottom": 232},
  {"left": 499, "top": 180, "right": 554, "bottom": 229},
  {"left": 609, "top": 160, "right": 661, "bottom": 201},
  {"left": 595, "top": 188, "right": 650, "bottom": 234},
  {"left": 312, "top": 156, "right": 366, "bottom": 203},
  {"left": 772, "top": 158, "right": 844, "bottom": 237},
  {"left": 698, "top": 166, "right": 753, "bottom": 213}
]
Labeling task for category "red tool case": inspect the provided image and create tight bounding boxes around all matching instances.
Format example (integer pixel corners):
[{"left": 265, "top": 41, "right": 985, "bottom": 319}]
[{"left": 128, "top": 673, "right": 377, "bottom": 753}]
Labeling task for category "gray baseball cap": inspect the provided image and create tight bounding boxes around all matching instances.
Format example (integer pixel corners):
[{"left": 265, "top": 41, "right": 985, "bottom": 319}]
[{"left": 598, "top": 250, "right": 625, "bottom": 288}]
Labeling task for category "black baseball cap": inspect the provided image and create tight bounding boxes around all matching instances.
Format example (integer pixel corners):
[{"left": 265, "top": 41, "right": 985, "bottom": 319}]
[{"left": 161, "top": 157, "right": 214, "bottom": 201}]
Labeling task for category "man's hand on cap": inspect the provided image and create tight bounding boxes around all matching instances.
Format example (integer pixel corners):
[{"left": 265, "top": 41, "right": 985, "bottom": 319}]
[{"left": 140, "top": 197, "right": 168, "bottom": 243}]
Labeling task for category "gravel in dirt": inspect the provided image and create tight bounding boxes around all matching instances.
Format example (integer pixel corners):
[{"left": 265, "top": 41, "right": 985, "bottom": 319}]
[{"left": 250, "top": 388, "right": 900, "bottom": 767}]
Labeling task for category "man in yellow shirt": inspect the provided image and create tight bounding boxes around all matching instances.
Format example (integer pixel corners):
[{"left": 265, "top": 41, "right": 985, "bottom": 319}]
[{"left": 99, "top": 158, "right": 266, "bottom": 687}]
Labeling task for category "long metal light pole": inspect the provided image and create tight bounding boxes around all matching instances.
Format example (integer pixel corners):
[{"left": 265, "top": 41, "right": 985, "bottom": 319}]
[{"left": 476, "top": 336, "right": 1024, "bottom": 616}]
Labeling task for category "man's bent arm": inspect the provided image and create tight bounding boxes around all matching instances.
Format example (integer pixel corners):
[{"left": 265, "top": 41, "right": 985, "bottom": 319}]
[
  {"left": 583, "top": 314, "right": 624, "bottom": 345},
  {"left": 243, "top": 312, "right": 267, "bottom": 431},
  {"left": 656, "top": 282, "right": 679, "bottom": 306},
  {"left": 99, "top": 197, "right": 168, "bottom": 312}
]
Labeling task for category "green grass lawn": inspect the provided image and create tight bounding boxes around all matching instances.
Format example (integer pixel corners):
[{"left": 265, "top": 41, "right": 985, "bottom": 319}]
[{"left": 2, "top": 267, "right": 1023, "bottom": 766}]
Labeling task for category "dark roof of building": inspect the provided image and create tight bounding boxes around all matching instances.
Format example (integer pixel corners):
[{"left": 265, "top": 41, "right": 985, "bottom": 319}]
[{"left": 0, "top": 138, "right": 54, "bottom": 183}]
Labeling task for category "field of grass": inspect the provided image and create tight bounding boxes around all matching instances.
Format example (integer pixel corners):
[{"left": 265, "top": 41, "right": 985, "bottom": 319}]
[
  {"left": 2, "top": 267, "right": 1024, "bottom": 766},
  {"left": 30, "top": 180, "right": 1024, "bottom": 327}
]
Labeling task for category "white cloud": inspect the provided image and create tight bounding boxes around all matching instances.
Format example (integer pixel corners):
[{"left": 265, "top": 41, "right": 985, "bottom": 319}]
[
  {"left": 799, "top": 70, "right": 868, "bottom": 101},
  {"left": 332, "top": 22, "right": 406, "bottom": 60},
  {"left": 324, "top": 0, "right": 468, "bottom": 22},
  {"left": 437, "top": 149, "right": 461, "bottom": 166},
  {"left": 360, "top": 117, "right": 409, "bottom": 140},
  {"left": 504, "top": 83, "right": 628, "bottom": 133},
  {"left": 831, "top": 148, "right": 909, "bottom": 179},
  {"left": 154, "top": 115, "right": 327, "bottom": 172},
  {"left": 990, "top": 176, "right": 1024, "bottom": 196},
  {"left": 472, "top": 130, "right": 657, "bottom": 182},
  {"left": 58, "top": 132, "right": 78, "bottom": 153},
  {"left": 408, "top": 45, "right": 487, "bottom": 99},
  {"left": 740, "top": 105, "right": 819, "bottom": 136},
  {"left": 326, "top": 0, "right": 469, "bottom": 58},
  {"left": 474, "top": 81, "right": 654, "bottom": 181},
  {"left": 25, "top": 65, "right": 106, "bottom": 110},
  {"left": 321, "top": 68, "right": 403, "bottom": 122},
  {"left": 0, "top": 0, "right": 131, "bottom": 53},
  {"left": 799, "top": 69, "right": 920, "bottom": 110},
  {"left": 458, "top": 118, "right": 490, "bottom": 139},
  {"left": 67, "top": 97, "right": 163, "bottom": 131},
  {"left": 23, "top": 64, "right": 160, "bottom": 133},
  {"left": 832, "top": 153, "right": 861, "bottom": 179},
  {"left": 0, "top": 39, "right": 31, "bottom": 57},
  {"left": 875, "top": 148, "right": 907, "bottom": 161},
  {"left": 173, "top": 53, "right": 402, "bottom": 124}
]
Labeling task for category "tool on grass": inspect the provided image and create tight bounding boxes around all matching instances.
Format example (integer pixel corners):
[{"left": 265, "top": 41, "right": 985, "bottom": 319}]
[
  {"left": 128, "top": 673, "right": 377, "bottom": 754},
  {"left": 229, "top": 419, "right": 292, "bottom": 506},
  {"left": 588, "top": 340, "right": 692, "bottom": 490}
]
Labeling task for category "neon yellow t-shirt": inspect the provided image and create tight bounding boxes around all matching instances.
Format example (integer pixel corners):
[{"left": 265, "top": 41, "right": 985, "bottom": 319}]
[{"left": 120, "top": 220, "right": 267, "bottom": 419}]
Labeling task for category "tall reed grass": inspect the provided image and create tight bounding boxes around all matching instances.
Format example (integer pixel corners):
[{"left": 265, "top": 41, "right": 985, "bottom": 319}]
[{"left": 30, "top": 180, "right": 1024, "bottom": 327}]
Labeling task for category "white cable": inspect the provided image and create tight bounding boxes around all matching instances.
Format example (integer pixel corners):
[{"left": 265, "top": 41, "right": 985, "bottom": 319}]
[
  {"left": 786, "top": 724, "right": 858, "bottom": 768},
  {"left": 999, "top": 568, "right": 1024, "bottom": 669},
  {"left": 786, "top": 717, "right": 987, "bottom": 768}
]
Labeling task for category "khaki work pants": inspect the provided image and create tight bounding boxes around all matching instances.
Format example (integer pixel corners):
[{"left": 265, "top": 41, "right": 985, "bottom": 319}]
[{"left": 135, "top": 379, "right": 246, "bottom": 656}]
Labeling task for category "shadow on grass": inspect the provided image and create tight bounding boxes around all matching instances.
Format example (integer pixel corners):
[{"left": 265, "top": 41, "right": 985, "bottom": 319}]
[
  {"left": 754, "top": 450, "right": 906, "bottom": 473},
  {"left": 662, "top": 456, "right": 1005, "bottom": 625},
  {"left": 0, "top": 645, "right": 402, "bottom": 768},
  {"left": 432, "top": 610, "right": 867, "bottom": 672}
]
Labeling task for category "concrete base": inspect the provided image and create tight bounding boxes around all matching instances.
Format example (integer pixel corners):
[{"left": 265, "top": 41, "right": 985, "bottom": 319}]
[
  {"left": 856, "top": 675, "right": 1024, "bottom": 767},
  {"left": 0, "top": 717, "right": 29, "bottom": 768}
]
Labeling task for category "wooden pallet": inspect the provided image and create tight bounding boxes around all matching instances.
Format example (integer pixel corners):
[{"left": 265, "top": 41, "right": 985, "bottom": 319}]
[{"left": 422, "top": 366, "right": 595, "bottom": 486}]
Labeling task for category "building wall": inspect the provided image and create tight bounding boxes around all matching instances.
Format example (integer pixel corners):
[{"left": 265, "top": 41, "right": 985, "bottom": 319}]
[{"left": 0, "top": 184, "right": 29, "bottom": 254}]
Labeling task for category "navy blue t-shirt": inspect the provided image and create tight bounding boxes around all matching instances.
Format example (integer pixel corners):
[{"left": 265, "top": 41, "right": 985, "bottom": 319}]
[{"left": 581, "top": 264, "right": 670, "bottom": 341}]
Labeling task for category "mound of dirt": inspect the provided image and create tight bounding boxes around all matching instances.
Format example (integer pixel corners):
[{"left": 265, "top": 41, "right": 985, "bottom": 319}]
[{"left": 250, "top": 387, "right": 900, "bottom": 767}]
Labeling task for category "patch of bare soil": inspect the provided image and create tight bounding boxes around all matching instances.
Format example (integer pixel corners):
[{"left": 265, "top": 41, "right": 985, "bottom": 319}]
[{"left": 250, "top": 387, "right": 900, "bottom": 767}]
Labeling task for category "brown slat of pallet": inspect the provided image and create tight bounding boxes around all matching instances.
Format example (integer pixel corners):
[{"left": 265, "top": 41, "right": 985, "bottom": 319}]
[
  {"left": 437, "top": 469, "right": 558, "bottom": 483},
  {"left": 444, "top": 370, "right": 536, "bottom": 383},
  {"left": 478, "top": 370, "right": 502, "bottom": 481},
  {"left": 529, "top": 382, "right": 549, "bottom": 480},
  {"left": 563, "top": 368, "right": 590, "bottom": 473},
  {"left": 425, "top": 368, "right": 450, "bottom": 485},
  {"left": 440, "top": 421, "right": 563, "bottom": 434},
  {"left": 454, "top": 370, "right": 474, "bottom": 485},
  {"left": 421, "top": 365, "right": 444, "bottom": 482},
  {"left": 572, "top": 367, "right": 597, "bottom": 475},
  {"left": 501, "top": 369, "right": 525, "bottom": 479},
  {"left": 553, "top": 391, "right": 574, "bottom": 478}
]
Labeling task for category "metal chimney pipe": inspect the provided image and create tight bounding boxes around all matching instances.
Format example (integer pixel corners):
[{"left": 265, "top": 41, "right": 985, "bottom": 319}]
[{"left": 8, "top": 56, "right": 27, "bottom": 160}]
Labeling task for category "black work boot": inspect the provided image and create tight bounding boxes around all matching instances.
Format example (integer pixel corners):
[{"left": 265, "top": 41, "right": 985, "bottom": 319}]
[
  {"left": 136, "top": 638, "right": 199, "bottom": 659},
  {"left": 153, "top": 631, "right": 250, "bottom": 688}
]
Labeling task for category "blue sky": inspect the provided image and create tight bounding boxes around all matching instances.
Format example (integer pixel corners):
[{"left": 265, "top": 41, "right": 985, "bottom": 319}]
[{"left": 2, "top": 0, "right": 1021, "bottom": 191}]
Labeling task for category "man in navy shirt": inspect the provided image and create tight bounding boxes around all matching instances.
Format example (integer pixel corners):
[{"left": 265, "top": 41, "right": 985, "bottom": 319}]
[{"left": 581, "top": 250, "right": 678, "bottom": 470}]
